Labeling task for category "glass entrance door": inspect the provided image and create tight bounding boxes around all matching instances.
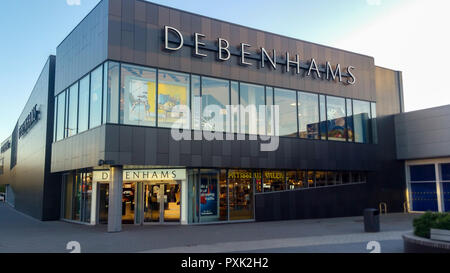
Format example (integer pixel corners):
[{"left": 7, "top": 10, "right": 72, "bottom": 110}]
[
  {"left": 122, "top": 182, "right": 136, "bottom": 224},
  {"left": 143, "top": 182, "right": 180, "bottom": 224},
  {"left": 98, "top": 183, "right": 109, "bottom": 224}
]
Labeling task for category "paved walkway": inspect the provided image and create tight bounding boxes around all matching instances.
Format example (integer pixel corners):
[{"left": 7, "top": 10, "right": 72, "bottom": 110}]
[{"left": 0, "top": 203, "right": 417, "bottom": 253}]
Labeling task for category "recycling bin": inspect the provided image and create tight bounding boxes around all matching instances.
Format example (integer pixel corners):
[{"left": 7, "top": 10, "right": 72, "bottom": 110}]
[{"left": 363, "top": 208, "right": 380, "bottom": 232}]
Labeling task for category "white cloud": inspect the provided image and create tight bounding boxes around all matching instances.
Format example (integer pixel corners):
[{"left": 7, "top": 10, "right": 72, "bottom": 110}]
[
  {"left": 335, "top": 0, "right": 450, "bottom": 112},
  {"left": 66, "top": 0, "right": 81, "bottom": 6},
  {"left": 366, "top": 0, "right": 382, "bottom": 6}
]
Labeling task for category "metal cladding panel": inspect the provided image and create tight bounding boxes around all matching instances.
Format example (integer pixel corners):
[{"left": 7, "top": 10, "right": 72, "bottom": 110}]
[
  {"left": 55, "top": 0, "right": 109, "bottom": 95},
  {"left": 0, "top": 56, "right": 58, "bottom": 220},
  {"left": 395, "top": 105, "right": 450, "bottom": 160},
  {"left": 107, "top": 0, "right": 376, "bottom": 101}
]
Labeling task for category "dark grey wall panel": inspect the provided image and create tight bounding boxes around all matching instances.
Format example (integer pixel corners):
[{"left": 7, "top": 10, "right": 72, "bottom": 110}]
[
  {"left": 395, "top": 105, "right": 450, "bottom": 160},
  {"left": 51, "top": 126, "right": 106, "bottom": 173},
  {"left": 0, "top": 56, "right": 58, "bottom": 220},
  {"left": 107, "top": 0, "right": 376, "bottom": 101},
  {"left": 55, "top": 0, "right": 109, "bottom": 95}
]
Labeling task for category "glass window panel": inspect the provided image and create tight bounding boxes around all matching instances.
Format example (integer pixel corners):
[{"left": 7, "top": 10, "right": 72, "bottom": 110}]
[
  {"left": 298, "top": 92, "right": 319, "bottom": 139},
  {"left": 307, "top": 171, "right": 316, "bottom": 187},
  {"left": 81, "top": 172, "right": 93, "bottom": 223},
  {"left": 287, "top": 170, "right": 307, "bottom": 190},
  {"left": 78, "top": 75, "right": 90, "bottom": 133},
  {"left": 158, "top": 70, "right": 190, "bottom": 129},
  {"left": 353, "top": 100, "right": 371, "bottom": 143},
  {"left": 342, "top": 172, "right": 351, "bottom": 184},
  {"left": 201, "top": 77, "right": 229, "bottom": 132},
  {"left": 315, "top": 171, "right": 327, "bottom": 187},
  {"left": 103, "top": 63, "right": 108, "bottom": 124},
  {"left": 326, "top": 96, "right": 346, "bottom": 141},
  {"left": 274, "top": 88, "right": 297, "bottom": 137},
  {"left": 346, "top": 99, "right": 354, "bottom": 142},
  {"left": 266, "top": 87, "right": 275, "bottom": 136},
  {"left": 187, "top": 169, "right": 199, "bottom": 223},
  {"left": 230, "top": 81, "right": 239, "bottom": 133},
  {"left": 254, "top": 170, "right": 262, "bottom": 193},
  {"left": 89, "top": 66, "right": 103, "bottom": 129},
  {"left": 442, "top": 163, "right": 450, "bottom": 181},
  {"left": 63, "top": 174, "right": 73, "bottom": 219},
  {"left": 104, "top": 62, "right": 120, "bottom": 124},
  {"left": 56, "top": 91, "right": 66, "bottom": 141},
  {"left": 319, "top": 95, "right": 327, "bottom": 140},
  {"left": 410, "top": 164, "right": 436, "bottom": 182},
  {"left": 442, "top": 182, "right": 450, "bottom": 212},
  {"left": 327, "top": 171, "right": 340, "bottom": 186},
  {"left": 67, "top": 83, "right": 78, "bottom": 137},
  {"left": 410, "top": 183, "right": 438, "bottom": 212},
  {"left": 121, "top": 64, "right": 156, "bottom": 126},
  {"left": 240, "top": 83, "right": 265, "bottom": 135},
  {"left": 228, "top": 170, "right": 254, "bottom": 220},
  {"left": 371, "top": 102, "right": 378, "bottom": 144},
  {"left": 199, "top": 169, "right": 227, "bottom": 222},
  {"left": 263, "top": 170, "right": 285, "bottom": 192},
  {"left": 191, "top": 75, "right": 201, "bottom": 130}
]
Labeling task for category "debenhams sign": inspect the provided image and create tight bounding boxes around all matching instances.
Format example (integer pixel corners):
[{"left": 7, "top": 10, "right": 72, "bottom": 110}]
[
  {"left": 93, "top": 169, "right": 186, "bottom": 182},
  {"left": 164, "top": 26, "right": 356, "bottom": 85}
]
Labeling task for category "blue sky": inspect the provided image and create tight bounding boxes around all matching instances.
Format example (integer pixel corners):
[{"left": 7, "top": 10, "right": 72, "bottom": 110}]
[{"left": 0, "top": 0, "right": 449, "bottom": 141}]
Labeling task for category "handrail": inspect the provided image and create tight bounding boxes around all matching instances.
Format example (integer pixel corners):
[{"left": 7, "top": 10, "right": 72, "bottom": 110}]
[{"left": 379, "top": 202, "right": 387, "bottom": 214}]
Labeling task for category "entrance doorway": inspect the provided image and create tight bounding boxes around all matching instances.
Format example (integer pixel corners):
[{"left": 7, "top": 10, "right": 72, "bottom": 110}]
[
  {"left": 122, "top": 182, "right": 136, "bottom": 224},
  {"left": 144, "top": 182, "right": 180, "bottom": 224},
  {"left": 98, "top": 183, "right": 109, "bottom": 224}
]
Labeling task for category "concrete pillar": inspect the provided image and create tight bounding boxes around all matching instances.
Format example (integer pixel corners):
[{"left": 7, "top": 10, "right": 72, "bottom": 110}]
[{"left": 108, "top": 166, "right": 123, "bottom": 232}]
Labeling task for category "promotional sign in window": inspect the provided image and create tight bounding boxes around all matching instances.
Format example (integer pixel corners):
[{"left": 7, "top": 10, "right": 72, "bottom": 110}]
[{"left": 200, "top": 177, "right": 218, "bottom": 216}]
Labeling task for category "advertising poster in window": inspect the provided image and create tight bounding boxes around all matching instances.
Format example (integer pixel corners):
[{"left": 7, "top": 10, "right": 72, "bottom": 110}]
[
  {"left": 125, "top": 78, "right": 156, "bottom": 123},
  {"left": 158, "top": 82, "right": 188, "bottom": 127},
  {"left": 200, "top": 178, "right": 218, "bottom": 216}
]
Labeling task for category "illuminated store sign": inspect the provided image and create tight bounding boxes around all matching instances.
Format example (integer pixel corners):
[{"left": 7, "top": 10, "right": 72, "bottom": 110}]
[
  {"left": 164, "top": 26, "right": 356, "bottom": 85},
  {"left": 93, "top": 169, "right": 186, "bottom": 182},
  {"left": 19, "top": 104, "right": 40, "bottom": 138}
]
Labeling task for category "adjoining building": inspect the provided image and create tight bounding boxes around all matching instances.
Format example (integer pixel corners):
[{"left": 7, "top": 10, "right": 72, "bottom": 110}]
[{"left": 1, "top": 0, "right": 445, "bottom": 232}]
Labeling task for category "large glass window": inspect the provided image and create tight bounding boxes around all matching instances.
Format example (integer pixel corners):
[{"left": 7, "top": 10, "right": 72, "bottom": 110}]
[
  {"left": 263, "top": 170, "right": 285, "bottom": 192},
  {"left": 199, "top": 169, "right": 227, "bottom": 222},
  {"left": 287, "top": 170, "right": 307, "bottom": 190},
  {"left": 191, "top": 75, "right": 201, "bottom": 130},
  {"left": 55, "top": 91, "right": 66, "bottom": 141},
  {"left": 104, "top": 62, "right": 120, "bottom": 124},
  {"left": 89, "top": 66, "right": 103, "bottom": 129},
  {"left": 315, "top": 171, "right": 327, "bottom": 187},
  {"left": 121, "top": 64, "right": 157, "bottom": 126},
  {"left": 230, "top": 81, "right": 239, "bottom": 133},
  {"left": 228, "top": 170, "right": 254, "bottom": 220},
  {"left": 298, "top": 92, "right": 319, "bottom": 139},
  {"left": 371, "top": 102, "right": 378, "bottom": 144},
  {"left": 274, "top": 88, "right": 297, "bottom": 137},
  {"left": 319, "top": 95, "right": 327, "bottom": 140},
  {"left": 353, "top": 100, "right": 371, "bottom": 143},
  {"left": 67, "top": 83, "right": 78, "bottom": 137},
  {"left": 240, "top": 83, "right": 265, "bottom": 135},
  {"left": 201, "top": 77, "right": 229, "bottom": 132},
  {"left": 78, "top": 75, "right": 90, "bottom": 133},
  {"left": 326, "top": 96, "right": 346, "bottom": 141},
  {"left": 410, "top": 165, "right": 436, "bottom": 182},
  {"left": 346, "top": 99, "right": 354, "bottom": 142},
  {"left": 158, "top": 70, "right": 190, "bottom": 129},
  {"left": 266, "top": 87, "right": 275, "bottom": 136}
]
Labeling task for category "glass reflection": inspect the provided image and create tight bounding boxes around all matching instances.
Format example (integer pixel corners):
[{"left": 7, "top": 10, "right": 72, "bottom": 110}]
[
  {"left": 158, "top": 70, "right": 190, "bottom": 129},
  {"left": 240, "top": 83, "right": 265, "bottom": 135},
  {"left": 353, "top": 100, "right": 371, "bottom": 143},
  {"left": 228, "top": 170, "right": 254, "bottom": 220},
  {"left": 201, "top": 77, "right": 229, "bottom": 132},
  {"left": 89, "top": 66, "right": 103, "bottom": 129},
  {"left": 121, "top": 64, "right": 156, "bottom": 126},
  {"left": 78, "top": 75, "right": 90, "bottom": 133},
  {"left": 274, "top": 88, "right": 297, "bottom": 137},
  {"left": 298, "top": 92, "right": 319, "bottom": 139},
  {"left": 67, "top": 83, "right": 78, "bottom": 137},
  {"left": 326, "top": 96, "right": 346, "bottom": 141}
]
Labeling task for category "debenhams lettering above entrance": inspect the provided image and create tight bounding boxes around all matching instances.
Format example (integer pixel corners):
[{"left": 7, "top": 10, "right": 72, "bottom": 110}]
[
  {"left": 93, "top": 169, "right": 186, "bottom": 182},
  {"left": 164, "top": 26, "right": 356, "bottom": 85}
]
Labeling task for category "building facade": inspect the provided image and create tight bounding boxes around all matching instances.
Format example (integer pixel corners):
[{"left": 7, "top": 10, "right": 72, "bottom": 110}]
[{"left": 0, "top": 0, "right": 419, "bottom": 232}]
